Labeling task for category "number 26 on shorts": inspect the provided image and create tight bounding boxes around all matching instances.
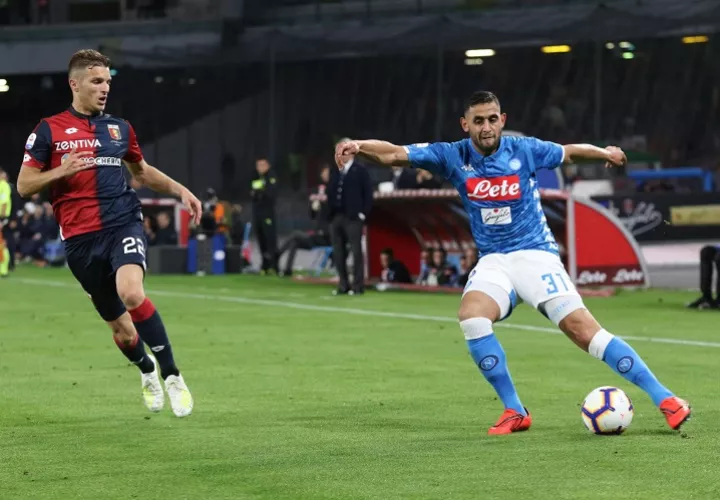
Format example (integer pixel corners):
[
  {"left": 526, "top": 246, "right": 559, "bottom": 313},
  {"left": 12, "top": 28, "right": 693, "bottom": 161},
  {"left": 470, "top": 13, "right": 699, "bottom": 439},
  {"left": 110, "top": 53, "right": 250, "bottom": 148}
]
[{"left": 541, "top": 273, "right": 569, "bottom": 295}]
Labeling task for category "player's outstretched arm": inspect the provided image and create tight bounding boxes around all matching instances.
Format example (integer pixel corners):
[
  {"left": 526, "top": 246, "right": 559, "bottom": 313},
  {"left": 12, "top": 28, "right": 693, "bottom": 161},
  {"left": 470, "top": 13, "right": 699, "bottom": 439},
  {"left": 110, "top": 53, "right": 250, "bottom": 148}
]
[
  {"left": 125, "top": 159, "right": 202, "bottom": 224},
  {"left": 17, "top": 149, "right": 93, "bottom": 198},
  {"left": 335, "top": 140, "right": 410, "bottom": 169},
  {"left": 562, "top": 144, "right": 627, "bottom": 169}
]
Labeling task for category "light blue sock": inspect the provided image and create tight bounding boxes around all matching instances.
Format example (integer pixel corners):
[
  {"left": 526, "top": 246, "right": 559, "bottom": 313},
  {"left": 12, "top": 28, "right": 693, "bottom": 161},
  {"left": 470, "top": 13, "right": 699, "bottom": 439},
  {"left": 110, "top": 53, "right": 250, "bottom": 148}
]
[
  {"left": 590, "top": 330, "right": 673, "bottom": 407},
  {"left": 462, "top": 318, "right": 526, "bottom": 415}
]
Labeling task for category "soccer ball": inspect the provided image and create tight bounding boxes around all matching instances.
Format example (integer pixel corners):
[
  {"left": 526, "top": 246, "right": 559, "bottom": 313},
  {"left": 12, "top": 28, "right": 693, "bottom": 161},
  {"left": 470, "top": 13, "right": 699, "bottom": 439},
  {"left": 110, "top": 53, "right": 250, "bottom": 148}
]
[{"left": 581, "top": 386, "right": 634, "bottom": 435}]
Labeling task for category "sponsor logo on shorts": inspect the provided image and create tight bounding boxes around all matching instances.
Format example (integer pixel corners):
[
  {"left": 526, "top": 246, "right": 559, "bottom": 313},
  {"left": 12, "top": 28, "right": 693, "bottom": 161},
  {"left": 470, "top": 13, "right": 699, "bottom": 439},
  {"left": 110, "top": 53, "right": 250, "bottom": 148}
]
[
  {"left": 481, "top": 207, "right": 512, "bottom": 225},
  {"left": 54, "top": 139, "right": 101, "bottom": 151},
  {"left": 617, "top": 356, "right": 634, "bottom": 373},
  {"left": 466, "top": 175, "right": 521, "bottom": 201},
  {"left": 479, "top": 355, "right": 499, "bottom": 371}
]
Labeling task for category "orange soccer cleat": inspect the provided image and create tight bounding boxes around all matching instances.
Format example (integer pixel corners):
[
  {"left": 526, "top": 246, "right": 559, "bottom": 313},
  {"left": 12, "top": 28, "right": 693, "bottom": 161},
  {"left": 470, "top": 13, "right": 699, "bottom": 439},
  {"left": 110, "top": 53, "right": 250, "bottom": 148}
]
[
  {"left": 659, "top": 396, "right": 692, "bottom": 430},
  {"left": 487, "top": 407, "right": 532, "bottom": 436}
]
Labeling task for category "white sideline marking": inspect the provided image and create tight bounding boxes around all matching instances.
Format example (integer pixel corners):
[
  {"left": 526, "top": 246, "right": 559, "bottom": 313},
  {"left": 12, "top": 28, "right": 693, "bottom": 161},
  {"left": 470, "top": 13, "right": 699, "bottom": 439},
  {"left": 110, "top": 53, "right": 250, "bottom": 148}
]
[{"left": 14, "top": 277, "right": 720, "bottom": 349}]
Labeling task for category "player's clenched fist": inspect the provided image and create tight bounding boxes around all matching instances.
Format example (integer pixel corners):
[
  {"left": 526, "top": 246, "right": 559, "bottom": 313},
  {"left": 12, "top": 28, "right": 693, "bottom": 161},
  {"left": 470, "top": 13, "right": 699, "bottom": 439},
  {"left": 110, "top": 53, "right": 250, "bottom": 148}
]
[
  {"left": 604, "top": 145, "right": 627, "bottom": 169},
  {"left": 59, "top": 148, "right": 93, "bottom": 178},
  {"left": 334, "top": 140, "right": 360, "bottom": 169}
]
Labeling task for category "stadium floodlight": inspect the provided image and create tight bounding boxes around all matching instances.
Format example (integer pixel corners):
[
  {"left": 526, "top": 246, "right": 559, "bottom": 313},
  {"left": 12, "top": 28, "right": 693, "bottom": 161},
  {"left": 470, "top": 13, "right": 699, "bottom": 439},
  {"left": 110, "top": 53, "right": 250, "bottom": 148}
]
[
  {"left": 618, "top": 41, "right": 635, "bottom": 50},
  {"left": 0, "top": 84, "right": 9, "bottom": 93},
  {"left": 605, "top": 42, "right": 615, "bottom": 49},
  {"left": 0, "top": 79, "right": 6, "bottom": 86},
  {"left": 110, "top": 69, "right": 118, "bottom": 76},
  {"left": 464, "top": 58, "right": 484, "bottom": 66},
  {"left": 465, "top": 49, "right": 495, "bottom": 58},
  {"left": 622, "top": 52, "right": 635, "bottom": 60},
  {"left": 682, "top": 35, "right": 709, "bottom": 44},
  {"left": 541, "top": 45, "right": 571, "bottom": 54}
]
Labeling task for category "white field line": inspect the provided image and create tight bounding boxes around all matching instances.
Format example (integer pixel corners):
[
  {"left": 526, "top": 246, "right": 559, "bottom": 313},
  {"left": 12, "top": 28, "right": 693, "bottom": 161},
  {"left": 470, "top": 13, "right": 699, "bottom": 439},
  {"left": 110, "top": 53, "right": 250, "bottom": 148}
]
[{"left": 13, "top": 278, "right": 720, "bottom": 349}]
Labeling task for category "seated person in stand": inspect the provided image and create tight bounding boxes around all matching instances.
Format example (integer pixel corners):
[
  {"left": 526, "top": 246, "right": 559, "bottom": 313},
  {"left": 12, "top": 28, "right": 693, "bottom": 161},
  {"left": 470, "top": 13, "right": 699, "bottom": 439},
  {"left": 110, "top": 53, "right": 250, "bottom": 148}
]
[
  {"left": 419, "top": 247, "right": 458, "bottom": 286},
  {"left": 379, "top": 248, "right": 412, "bottom": 284}
]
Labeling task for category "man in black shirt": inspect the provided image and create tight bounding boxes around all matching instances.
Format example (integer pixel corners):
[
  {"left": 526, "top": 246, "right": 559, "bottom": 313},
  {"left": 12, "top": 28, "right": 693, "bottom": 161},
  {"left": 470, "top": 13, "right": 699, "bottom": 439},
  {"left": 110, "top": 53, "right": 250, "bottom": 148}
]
[
  {"left": 251, "top": 158, "right": 278, "bottom": 274},
  {"left": 380, "top": 248, "right": 412, "bottom": 284}
]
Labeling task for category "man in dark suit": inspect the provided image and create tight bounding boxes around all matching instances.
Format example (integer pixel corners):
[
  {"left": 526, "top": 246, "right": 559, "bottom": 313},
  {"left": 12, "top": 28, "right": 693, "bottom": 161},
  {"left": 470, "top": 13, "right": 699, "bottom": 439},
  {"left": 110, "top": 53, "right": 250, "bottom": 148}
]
[{"left": 329, "top": 139, "right": 374, "bottom": 295}]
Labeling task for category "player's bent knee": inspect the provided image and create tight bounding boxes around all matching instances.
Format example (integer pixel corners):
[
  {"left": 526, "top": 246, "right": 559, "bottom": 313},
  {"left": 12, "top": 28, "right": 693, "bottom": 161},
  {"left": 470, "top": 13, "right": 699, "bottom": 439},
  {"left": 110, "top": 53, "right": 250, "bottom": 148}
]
[
  {"left": 118, "top": 288, "right": 145, "bottom": 310},
  {"left": 458, "top": 291, "right": 503, "bottom": 323}
]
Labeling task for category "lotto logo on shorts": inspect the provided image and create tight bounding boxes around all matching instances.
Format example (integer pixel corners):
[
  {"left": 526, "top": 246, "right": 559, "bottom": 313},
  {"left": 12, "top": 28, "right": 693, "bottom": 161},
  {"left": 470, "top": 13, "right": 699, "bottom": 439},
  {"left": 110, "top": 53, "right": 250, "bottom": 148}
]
[{"left": 466, "top": 175, "right": 521, "bottom": 201}]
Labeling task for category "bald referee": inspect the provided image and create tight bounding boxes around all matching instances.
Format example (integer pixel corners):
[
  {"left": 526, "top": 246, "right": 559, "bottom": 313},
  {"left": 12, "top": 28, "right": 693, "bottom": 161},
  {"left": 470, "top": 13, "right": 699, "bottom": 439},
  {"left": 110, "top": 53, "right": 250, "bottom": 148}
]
[{"left": 0, "top": 168, "right": 12, "bottom": 278}]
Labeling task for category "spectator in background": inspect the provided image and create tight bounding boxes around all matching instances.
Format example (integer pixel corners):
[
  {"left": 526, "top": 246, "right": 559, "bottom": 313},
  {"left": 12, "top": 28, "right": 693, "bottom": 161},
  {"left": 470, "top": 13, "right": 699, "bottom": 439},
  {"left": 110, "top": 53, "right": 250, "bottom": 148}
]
[
  {"left": 415, "top": 169, "right": 442, "bottom": 189},
  {"left": 143, "top": 216, "right": 155, "bottom": 244},
  {"left": 420, "top": 247, "right": 457, "bottom": 287},
  {"left": 417, "top": 247, "right": 433, "bottom": 284},
  {"left": 229, "top": 204, "right": 245, "bottom": 245},
  {"left": 151, "top": 212, "right": 178, "bottom": 246},
  {"left": 457, "top": 246, "right": 479, "bottom": 287},
  {"left": 278, "top": 166, "right": 332, "bottom": 277},
  {"left": 0, "top": 167, "right": 12, "bottom": 276},
  {"left": 379, "top": 248, "right": 412, "bottom": 284}
]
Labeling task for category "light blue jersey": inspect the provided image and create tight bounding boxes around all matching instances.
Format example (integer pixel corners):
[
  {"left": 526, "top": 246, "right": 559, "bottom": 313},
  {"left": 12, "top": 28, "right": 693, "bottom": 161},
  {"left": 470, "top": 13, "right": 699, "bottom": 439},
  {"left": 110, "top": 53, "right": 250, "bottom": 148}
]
[{"left": 404, "top": 136, "right": 564, "bottom": 256}]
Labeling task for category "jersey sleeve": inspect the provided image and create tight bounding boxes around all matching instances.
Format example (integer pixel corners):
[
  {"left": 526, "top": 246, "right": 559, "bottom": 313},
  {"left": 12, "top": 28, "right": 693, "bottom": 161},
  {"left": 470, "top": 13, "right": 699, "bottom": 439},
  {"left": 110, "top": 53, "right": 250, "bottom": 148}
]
[
  {"left": 402, "top": 142, "right": 453, "bottom": 178},
  {"left": 22, "top": 120, "right": 53, "bottom": 169},
  {"left": 123, "top": 121, "right": 144, "bottom": 163},
  {"left": 524, "top": 137, "right": 564, "bottom": 170}
]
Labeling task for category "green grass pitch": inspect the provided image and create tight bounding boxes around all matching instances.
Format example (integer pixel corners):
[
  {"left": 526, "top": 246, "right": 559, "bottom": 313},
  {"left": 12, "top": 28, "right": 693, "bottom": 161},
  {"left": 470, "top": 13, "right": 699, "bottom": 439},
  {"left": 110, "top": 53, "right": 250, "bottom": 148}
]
[{"left": 1, "top": 267, "right": 718, "bottom": 499}]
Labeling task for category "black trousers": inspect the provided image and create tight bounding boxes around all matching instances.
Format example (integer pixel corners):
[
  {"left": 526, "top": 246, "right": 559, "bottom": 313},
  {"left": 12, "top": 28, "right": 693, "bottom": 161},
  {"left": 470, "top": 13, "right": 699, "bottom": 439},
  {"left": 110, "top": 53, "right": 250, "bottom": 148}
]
[
  {"left": 254, "top": 213, "right": 278, "bottom": 272},
  {"left": 330, "top": 215, "right": 364, "bottom": 291},
  {"left": 699, "top": 245, "right": 720, "bottom": 299},
  {"left": 278, "top": 230, "right": 331, "bottom": 274}
]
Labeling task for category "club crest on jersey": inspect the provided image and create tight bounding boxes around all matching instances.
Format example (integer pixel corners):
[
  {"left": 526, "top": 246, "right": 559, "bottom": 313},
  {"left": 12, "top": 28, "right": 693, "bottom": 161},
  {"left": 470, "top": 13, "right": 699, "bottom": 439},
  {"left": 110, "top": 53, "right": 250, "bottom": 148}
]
[
  {"left": 509, "top": 158, "right": 522, "bottom": 171},
  {"left": 466, "top": 175, "right": 521, "bottom": 202},
  {"left": 107, "top": 124, "right": 121, "bottom": 140}
]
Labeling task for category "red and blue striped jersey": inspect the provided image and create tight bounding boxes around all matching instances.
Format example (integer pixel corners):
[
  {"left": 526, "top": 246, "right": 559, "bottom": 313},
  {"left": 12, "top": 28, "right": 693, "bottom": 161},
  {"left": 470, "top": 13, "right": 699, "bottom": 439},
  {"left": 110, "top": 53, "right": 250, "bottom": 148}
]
[{"left": 22, "top": 107, "right": 144, "bottom": 240}]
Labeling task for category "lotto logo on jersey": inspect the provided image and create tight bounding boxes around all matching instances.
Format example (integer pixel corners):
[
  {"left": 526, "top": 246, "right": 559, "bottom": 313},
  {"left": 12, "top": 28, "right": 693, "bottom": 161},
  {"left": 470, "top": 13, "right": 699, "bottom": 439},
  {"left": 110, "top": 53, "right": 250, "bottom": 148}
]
[{"left": 466, "top": 175, "right": 521, "bottom": 201}]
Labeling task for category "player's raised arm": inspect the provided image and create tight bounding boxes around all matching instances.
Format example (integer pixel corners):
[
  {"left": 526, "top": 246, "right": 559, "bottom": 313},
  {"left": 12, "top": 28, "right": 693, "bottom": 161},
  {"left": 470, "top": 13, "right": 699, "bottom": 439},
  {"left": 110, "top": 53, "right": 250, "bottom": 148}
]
[
  {"left": 562, "top": 144, "right": 627, "bottom": 169},
  {"left": 335, "top": 139, "right": 453, "bottom": 179},
  {"left": 335, "top": 140, "right": 410, "bottom": 168}
]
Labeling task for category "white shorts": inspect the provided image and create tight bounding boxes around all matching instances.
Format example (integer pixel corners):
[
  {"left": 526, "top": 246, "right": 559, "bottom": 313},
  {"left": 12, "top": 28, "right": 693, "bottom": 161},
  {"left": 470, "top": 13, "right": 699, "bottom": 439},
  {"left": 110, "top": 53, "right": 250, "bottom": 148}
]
[{"left": 463, "top": 249, "right": 581, "bottom": 318}]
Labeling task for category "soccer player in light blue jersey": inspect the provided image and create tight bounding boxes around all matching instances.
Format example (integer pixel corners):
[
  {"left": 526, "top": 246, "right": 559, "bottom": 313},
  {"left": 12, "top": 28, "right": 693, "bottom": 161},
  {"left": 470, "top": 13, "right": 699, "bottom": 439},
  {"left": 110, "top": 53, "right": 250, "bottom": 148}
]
[{"left": 334, "top": 91, "right": 691, "bottom": 435}]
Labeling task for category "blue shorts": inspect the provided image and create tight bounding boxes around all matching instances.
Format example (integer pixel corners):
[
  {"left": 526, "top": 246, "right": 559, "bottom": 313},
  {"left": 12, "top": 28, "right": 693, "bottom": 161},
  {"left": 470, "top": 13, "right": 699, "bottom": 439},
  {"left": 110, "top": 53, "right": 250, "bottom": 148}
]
[{"left": 65, "top": 222, "right": 147, "bottom": 322}]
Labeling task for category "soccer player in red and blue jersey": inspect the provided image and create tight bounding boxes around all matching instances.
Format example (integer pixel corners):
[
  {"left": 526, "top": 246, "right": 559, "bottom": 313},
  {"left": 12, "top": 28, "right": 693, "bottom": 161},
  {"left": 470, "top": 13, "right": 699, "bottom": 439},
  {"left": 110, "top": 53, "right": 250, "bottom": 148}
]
[
  {"left": 335, "top": 91, "right": 691, "bottom": 435},
  {"left": 17, "top": 49, "right": 202, "bottom": 418}
]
